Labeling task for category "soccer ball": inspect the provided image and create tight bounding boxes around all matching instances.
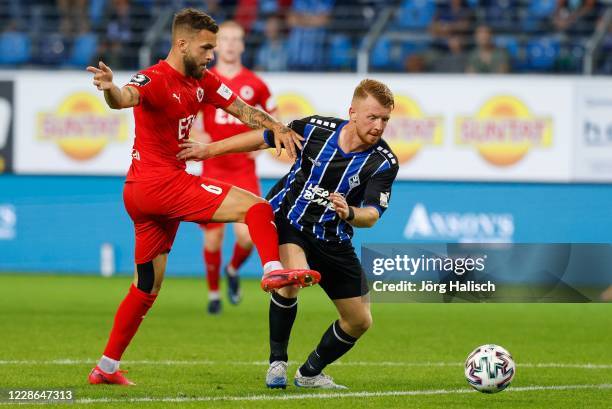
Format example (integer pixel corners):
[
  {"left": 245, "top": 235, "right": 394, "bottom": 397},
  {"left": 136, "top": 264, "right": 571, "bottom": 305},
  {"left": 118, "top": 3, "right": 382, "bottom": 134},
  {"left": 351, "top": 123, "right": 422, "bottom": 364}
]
[{"left": 464, "top": 344, "right": 516, "bottom": 393}]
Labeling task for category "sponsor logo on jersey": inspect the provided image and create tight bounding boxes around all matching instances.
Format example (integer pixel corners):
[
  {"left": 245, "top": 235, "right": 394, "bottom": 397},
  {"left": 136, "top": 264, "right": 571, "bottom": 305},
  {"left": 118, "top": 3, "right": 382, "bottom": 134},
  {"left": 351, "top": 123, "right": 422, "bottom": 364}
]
[
  {"left": 403, "top": 203, "right": 514, "bottom": 242},
  {"left": 128, "top": 73, "right": 151, "bottom": 87},
  {"left": 303, "top": 183, "right": 335, "bottom": 210},
  {"left": 217, "top": 84, "right": 233, "bottom": 100},
  {"left": 456, "top": 95, "right": 553, "bottom": 167},
  {"left": 36, "top": 92, "right": 129, "bottom": 161}
]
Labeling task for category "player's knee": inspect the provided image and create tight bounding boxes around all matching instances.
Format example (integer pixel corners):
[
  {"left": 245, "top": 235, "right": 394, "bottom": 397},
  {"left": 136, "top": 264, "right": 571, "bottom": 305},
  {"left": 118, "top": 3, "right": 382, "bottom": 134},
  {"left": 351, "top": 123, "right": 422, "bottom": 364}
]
[
  {"left": 204, "top": 228, "right": 224, "bottom": 251},
  {"left": 235, "top": 232, "right": 253, "bottom": 249},
  {"left": 348, "top": 312, "right": 373, "bottom": 334},
  {"left": 136, "top": 261, "right": 156, "bottom": 294}
]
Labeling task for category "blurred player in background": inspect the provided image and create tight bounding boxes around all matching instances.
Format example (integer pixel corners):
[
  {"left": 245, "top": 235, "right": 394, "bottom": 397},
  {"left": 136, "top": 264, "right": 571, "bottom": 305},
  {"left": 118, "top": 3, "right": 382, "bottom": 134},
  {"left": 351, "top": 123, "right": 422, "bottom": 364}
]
[
  {"left": 85, "top": 8, "right": 315, "bottom": 386},
  {"left": 192, "top": 21, "right": 277, "bottom": 314},
  {"left": 178, "top": 79, "right": 399, "bottom": 389}
]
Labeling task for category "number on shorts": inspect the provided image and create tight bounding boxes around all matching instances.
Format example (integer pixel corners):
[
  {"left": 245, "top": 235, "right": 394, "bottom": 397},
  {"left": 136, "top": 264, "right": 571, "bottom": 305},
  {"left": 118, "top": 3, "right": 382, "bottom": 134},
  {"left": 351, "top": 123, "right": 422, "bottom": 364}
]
[{"left": 201, "top": 183, "right": 222, "bottom": 195}]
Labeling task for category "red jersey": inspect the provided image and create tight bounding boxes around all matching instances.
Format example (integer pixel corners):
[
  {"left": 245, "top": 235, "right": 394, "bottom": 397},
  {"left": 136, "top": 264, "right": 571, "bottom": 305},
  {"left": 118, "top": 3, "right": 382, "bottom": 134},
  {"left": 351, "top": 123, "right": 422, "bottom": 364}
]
[
  {"left": 124, "top": 60, "right": 237, "bottom": 182},
  {"left": 201, "top": 66, "right": 275, "bottom": 175}
]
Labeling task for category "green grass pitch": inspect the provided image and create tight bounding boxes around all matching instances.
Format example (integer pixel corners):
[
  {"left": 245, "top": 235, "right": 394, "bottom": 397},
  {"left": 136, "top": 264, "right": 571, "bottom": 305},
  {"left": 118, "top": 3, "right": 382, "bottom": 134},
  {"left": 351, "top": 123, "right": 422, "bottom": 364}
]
[{"left": 0, "top": 274, "right": 610, "bottom": 408}]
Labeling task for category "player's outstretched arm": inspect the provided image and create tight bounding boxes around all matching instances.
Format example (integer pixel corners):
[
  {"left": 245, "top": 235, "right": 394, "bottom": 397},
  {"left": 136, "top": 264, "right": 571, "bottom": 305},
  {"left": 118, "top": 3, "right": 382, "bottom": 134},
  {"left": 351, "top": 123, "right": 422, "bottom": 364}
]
[
  {"left": 85, "top": 61, "right": 139, "bottom": 109},
  {"left": 330, "top": 193, "right": 380, "bottom": 228},
  {"left": 224, "top": 98, "right": 303, "bottom": 160},
  {"left": 177, "top": 129, "right": 269, "bottom": 162}
]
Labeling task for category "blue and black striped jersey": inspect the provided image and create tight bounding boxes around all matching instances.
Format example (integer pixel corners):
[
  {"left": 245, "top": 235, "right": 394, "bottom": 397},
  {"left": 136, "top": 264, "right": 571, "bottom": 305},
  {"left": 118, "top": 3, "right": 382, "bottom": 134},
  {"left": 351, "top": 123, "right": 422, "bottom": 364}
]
[{"left": 264, "top": 115, "right": 399, "bottom": 242}]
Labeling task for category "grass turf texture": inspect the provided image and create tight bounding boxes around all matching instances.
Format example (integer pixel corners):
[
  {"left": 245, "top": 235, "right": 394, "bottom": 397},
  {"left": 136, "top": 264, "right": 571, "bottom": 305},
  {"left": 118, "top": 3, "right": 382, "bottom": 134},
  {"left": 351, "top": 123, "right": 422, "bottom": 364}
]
[{"left": 0, "top": 274, "right": 610, "bottom": 408}]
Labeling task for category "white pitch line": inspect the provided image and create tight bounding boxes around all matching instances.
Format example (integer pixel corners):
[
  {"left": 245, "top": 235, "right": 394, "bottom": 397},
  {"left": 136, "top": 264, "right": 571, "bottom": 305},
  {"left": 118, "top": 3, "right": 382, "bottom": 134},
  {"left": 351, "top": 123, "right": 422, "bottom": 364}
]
[
  {"left": 0, "top": 359, "right": 611, "bottom": 369},
  {"left": 66, "top": 384, "right": 612, "bottom": 404}
]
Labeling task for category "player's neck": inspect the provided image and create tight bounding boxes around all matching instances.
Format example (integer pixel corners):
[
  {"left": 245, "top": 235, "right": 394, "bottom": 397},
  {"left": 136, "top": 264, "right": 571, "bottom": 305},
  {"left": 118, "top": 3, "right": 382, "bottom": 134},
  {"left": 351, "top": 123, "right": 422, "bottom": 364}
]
[
  {"left": 339, "top": 122, "right": 371, "bottom": 153},
  {"left": 215, "top": 60, "right": 243, "bottom": 78},
  {"left": 165, "top": 52, "right": 187, "bottom": 76}
]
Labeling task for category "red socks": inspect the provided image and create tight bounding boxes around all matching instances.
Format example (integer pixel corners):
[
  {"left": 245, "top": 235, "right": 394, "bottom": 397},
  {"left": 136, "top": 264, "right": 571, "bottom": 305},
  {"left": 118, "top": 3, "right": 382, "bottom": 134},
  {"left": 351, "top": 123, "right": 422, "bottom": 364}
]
[
  {"left": 103, "top": 284, "right": 157, "bottom": 361},
  {"left": 204, "top": 249, "right": 221, "bottom": 292},
  {"left": 230, "top": 243, "right": 252, "bottom": 271},
  {"left": 244, "top": 202, "right": 280, "bottom": 266}
]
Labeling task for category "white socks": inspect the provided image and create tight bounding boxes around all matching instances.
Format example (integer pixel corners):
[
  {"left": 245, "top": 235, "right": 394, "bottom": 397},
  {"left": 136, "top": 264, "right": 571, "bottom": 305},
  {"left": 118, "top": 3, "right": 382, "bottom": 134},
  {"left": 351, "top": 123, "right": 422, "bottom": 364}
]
[
  {"left": 99, "top": 355, "right": 119, "bottom": 374},
  {"left": 208, "top": 291, "right": 220, "bottom": 301},
  {"left": 263, "top": 261, "right": 283, "bottom": 275}
]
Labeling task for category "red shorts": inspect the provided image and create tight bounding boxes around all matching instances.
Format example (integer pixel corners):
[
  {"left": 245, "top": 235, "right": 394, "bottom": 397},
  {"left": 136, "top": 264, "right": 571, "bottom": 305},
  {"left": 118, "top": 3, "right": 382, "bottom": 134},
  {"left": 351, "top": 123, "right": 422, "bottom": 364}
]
[
  {"left": 123, "top": 171, "right": 231, "bottom": 264},
  {"left": 200, "top": 171, "right": 261, "bottom": 231}
]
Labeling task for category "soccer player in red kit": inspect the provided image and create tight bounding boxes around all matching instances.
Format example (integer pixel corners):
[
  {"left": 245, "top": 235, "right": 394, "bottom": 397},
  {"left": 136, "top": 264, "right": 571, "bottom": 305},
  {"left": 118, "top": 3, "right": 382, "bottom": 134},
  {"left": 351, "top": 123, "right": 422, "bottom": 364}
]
[
  {"left": 85, "top": 8, "right": 318, "bottom": 386},
  {"left": 194, "top": 21, "right": 276, "bottom": 314}
]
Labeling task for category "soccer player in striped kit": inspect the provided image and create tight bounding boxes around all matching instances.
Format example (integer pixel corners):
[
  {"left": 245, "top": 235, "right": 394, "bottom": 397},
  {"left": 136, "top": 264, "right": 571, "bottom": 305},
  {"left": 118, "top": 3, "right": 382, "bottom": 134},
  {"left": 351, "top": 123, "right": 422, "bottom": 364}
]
[{"left": 178, "top": 79, "right": 399, "bottom": 389}]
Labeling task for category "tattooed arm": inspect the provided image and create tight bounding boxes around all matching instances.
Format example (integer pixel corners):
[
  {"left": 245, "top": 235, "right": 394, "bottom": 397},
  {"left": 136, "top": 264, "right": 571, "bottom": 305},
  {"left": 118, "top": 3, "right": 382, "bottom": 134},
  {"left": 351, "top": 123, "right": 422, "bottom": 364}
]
[{"left": 225, "top": 97, "right": 303, "bottom": 160}]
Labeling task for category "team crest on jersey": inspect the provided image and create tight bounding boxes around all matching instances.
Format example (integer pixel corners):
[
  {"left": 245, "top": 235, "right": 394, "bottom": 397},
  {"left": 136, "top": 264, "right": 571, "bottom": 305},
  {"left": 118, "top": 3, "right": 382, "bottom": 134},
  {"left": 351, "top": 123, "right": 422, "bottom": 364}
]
[
  {"left": 196, "top": 87, "right": 204, "bottom": 102},
  {"left": 349, "top": 174, "right": 360, "bottom": 189},
  {"left": 240, "top": 85, "right": 254, "bottom": 100},
  {"left": 128, "top": 73, "right": 151, "bottom": 86},
  {"left": 380, "top": 192, "right": 390, "bottom": 208}
]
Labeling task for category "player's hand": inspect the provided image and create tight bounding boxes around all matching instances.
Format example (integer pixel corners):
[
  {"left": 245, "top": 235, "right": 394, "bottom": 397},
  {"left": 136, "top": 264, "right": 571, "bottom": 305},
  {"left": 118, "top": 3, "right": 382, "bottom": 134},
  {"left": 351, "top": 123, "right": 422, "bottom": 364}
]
[
  {"left": 272, "top": 124, "right": 303, "bottom": 161},
  {"left": 177, "top": 139, "right": 212, "bottom": 161},
  {"left": 86, "top": 61, "right": 114, "bottom": 91},
  {"left": 330, "top": 193, "right": 350, "bottom": 220}
]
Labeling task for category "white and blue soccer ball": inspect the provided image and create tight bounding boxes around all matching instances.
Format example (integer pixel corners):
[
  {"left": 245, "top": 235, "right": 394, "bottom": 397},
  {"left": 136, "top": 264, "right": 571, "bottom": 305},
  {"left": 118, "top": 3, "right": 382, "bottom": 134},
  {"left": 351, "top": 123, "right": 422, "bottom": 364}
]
[{"left": 464, "top": 344, "right": 516, "bottom": 393}]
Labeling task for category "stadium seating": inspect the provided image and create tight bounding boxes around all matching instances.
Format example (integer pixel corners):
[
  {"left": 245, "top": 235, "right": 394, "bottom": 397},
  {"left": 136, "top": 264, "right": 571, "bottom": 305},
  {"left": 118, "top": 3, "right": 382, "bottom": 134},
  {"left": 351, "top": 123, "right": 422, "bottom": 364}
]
[
  {"left": 0, "top": 30, "right": 31, "bottom": 66},
  {"left": 526, "top": 36, "right": 561, "bottom": 71},
  {"left": 66, "top": 33, "right": 98, "bottom": 68},
  {"left": 0, "top": 0, "right": 606, "bottom": 73},
  {"left": 394, "top": 0, "right": 436, "bottom": 30}
]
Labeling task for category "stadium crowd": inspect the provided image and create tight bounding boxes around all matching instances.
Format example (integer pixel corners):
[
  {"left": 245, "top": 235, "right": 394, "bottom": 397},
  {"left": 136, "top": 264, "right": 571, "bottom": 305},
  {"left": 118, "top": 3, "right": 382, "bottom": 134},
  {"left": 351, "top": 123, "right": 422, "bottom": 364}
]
[{"left": 0, "top": 0, "right": 609, "bottom": 74}]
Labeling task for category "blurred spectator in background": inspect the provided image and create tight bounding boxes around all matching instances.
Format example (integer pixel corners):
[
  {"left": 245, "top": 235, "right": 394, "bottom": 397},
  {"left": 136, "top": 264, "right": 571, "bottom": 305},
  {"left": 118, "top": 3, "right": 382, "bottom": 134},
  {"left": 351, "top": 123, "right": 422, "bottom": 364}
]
[
  {"left": 95, "top": 0, "right": 149, "bottom": 69},
  {"left": 430, "top": 0, "right": 473, "bottom": 43},
  {"left": 172, "top": 0, "right": 228, "bottom": 23},
  {"left": 255, "top": 15, "right": 288, "bottom": 71},
  {"left": 235, "top": 0, "right": 258, "bottom": 32},
  {"left": 431, "top": 35, "right": 468, "bottom": 73},
  {"left": 57, "top": 0, "right": 88, "bottom": 36},
  {"left": 553, "top": 0, "right": 598, "bottom": 35},
  {"left": 286, "top": 0, "right": 335, "bottom": 70},
  {"left": 466, "top": 25, "right": 509, "bottom": 73}
]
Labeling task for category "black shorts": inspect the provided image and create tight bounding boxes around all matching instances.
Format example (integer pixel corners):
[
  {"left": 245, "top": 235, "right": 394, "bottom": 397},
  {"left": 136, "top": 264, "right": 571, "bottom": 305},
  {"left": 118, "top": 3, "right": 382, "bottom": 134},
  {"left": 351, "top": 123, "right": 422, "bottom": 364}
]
[{"left": 275, "top": 212, "right": 369, "bottom": 300}]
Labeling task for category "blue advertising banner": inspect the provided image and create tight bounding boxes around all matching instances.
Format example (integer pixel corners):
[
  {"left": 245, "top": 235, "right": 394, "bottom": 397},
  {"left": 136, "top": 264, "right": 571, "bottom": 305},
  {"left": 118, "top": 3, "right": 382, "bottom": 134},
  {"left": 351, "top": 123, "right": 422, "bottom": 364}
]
[{"left": 1, "top": 176, "right": 612, "bottom": 278}]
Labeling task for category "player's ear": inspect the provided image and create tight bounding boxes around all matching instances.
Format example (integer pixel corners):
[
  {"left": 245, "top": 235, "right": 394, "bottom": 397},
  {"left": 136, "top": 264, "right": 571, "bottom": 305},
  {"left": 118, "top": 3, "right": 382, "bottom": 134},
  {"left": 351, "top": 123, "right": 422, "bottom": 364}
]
[
  {"left": 349, "top": 106, "right": 357, "bottom": 122},
  {"left": 176, "top": 38, "right": 188, "bottom": 54}
]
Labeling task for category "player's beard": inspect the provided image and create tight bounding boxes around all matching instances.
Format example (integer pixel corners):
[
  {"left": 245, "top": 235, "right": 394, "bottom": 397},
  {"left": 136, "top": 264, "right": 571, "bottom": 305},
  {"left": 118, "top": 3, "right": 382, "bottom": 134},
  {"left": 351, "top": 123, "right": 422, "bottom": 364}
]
[{"left": 183, "top": 53, "right": 204, "bottom": 79}]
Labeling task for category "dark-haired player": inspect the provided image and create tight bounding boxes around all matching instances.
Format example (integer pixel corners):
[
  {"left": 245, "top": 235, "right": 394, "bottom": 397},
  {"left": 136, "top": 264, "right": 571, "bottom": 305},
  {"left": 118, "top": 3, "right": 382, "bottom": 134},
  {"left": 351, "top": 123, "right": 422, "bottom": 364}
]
[
  {"left": 179, "top": 79, "right": 399, "bottom": 389},
  {"left": 85, "top": 8, "right": 316, "bottom": 385}
]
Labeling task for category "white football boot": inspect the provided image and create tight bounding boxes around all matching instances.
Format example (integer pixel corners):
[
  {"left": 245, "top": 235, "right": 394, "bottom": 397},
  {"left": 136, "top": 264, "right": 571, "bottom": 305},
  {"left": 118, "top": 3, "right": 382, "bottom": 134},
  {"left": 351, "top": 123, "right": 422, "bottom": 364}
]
[
  {"left": 266, "top": 361, "right": 288, "bottom": 389},
  {"left": 294, "top": 369, "right": 348, "bottom": 389}
]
